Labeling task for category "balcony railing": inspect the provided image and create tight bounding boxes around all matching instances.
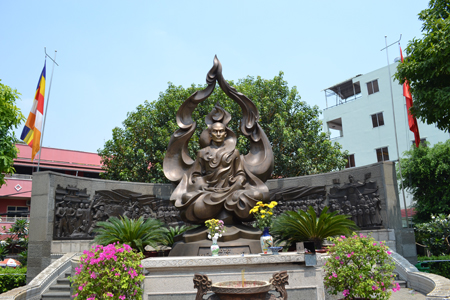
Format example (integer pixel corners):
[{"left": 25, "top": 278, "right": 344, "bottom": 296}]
[
  {"left": 0, "top": 216, "right": 30, "bottom": 223},
  {"left": 5, "top": 174, "right": 33, "bottom": 180}
]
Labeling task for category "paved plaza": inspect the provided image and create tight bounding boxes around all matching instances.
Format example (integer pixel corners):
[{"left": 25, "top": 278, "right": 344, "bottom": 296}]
[{"left": 390, "top": 288, "right": 426, "bottom": 300}]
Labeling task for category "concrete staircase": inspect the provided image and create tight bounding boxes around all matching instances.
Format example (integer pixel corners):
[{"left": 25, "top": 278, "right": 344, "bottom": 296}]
[
  {"left": 394, "top": 272, "right": 407, "bottom": 288},
  {"left": 41, "top": 270, "right": 72, "bottom": 300}
]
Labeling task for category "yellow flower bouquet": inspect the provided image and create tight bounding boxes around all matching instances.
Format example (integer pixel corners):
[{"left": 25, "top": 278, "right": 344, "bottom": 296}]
[{"left": 249, "top": 201, "right": 278, "bottom": 231}]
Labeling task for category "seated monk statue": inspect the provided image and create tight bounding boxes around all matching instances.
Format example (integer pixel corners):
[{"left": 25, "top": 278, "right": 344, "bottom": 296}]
[
  {"left": 163, "top": 56, "right": 273, "bottom": 230},
  {"left": 171, "top": 121, "right": 266, "bottom": 224},
  {"left": 163, "top": 56, "right": 274, "bottom": 255}
]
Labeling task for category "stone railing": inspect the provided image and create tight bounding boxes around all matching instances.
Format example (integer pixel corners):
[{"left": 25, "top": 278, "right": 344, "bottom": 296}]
[
  {"left": 0, "top": 252, "right": 77, "bottom": 300},
  {"left": 390, "top": 249, "right": 450, "bottom": 299}
]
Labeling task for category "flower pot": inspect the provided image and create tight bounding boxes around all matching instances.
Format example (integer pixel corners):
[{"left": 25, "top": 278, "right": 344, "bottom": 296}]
[
  {"left": 143, "top": 250, "right": 158, "bottom": 258},
  {"left": 315, "top": 249, "right": 327, "bottom": 253},
  {"left": 260, "top": 227, "right": 273, "bottom": 254},
  {"left": 211, "top": 236, "right": 220, "bottom": 256}
]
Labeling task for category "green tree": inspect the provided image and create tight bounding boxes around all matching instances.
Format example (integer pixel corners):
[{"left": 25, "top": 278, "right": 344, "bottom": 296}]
[
  {"left": 415, "top": 213, "right": 450, "bottom": 256},
  {"left": 99, "top": 73, "right": 348, "bottom": 183},
  {"left": 397, "top": 141, "right": 450, "bottom": 223},
  {"left": 395, "top": 0, "right": 450, "bottom": 131},
  {"left": 0, "top": 81, "right": 25, "bottom": 187}
]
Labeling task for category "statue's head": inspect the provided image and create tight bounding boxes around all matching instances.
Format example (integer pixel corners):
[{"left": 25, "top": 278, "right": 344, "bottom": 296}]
[
  {"left": 349, "top": 175, "right": 354, "bottom": 182},
  {"left": 210, "top": 122, "right": 227, "bottom": 145}
]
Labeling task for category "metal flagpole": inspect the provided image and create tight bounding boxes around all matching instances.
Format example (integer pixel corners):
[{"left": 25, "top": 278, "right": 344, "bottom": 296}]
[
  {"left": 380, "top": 35, "right": 409, "bottom": 228},
  {"left": 37, "top": 48, "right": 59, "bottom": 172}
]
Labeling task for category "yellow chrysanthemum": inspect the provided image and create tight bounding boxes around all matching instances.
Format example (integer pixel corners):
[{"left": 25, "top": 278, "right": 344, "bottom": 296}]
[
  {"left": 270, "top": 201, "right": 278, "bottom": 206},
  {"left": 267, "top": 204, "right": 274, "bottom": 209},
  {"left": 268, "top": 211, "right": 273, "bottom": 215},
  {"left": 261, "top": 215, "right": 266, "bottom": 218},
  {"left": 256, "top": 201, "right": 263, "bottom": 205},
  {"left": 260, "top": 209, "right": 266, "bottom": 214}
]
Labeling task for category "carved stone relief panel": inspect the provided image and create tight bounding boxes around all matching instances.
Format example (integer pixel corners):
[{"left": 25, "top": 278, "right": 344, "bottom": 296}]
[
  {"left": 269, "top": 186, "right": 327, "bottom": 217},
  {"left": 328, "top": 174, "right": 383, "bottom": 229},
  {"left": 53, "top": 185, "right": 185, "bottom": 240}
]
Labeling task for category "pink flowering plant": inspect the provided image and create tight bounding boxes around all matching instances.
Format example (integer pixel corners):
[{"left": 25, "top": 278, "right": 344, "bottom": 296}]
[
  {"left": 323, "top": 233, "right": 399, "bottom": 300},
  {"left": 70, "top": 243, "right": 145, "bottom": 300}
]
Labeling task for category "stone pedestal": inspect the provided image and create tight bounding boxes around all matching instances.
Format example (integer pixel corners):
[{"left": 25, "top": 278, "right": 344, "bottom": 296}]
[
  {"left": 170, "top": 225, "right": 263, "bottom": 256},
  {"left": 142, "top": 252, "right": 326, "bottom": 300}
]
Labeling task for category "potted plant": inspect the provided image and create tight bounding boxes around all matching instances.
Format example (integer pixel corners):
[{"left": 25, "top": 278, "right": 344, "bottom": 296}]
[
  {"left": 205, "top": 219, "right": 226, "bottom": 256},
  {"left": 323, "top": 233, "right": 401, "bottom": 299},
  {"left": 93, "top": 216, "right": 168, "bottom": 253},
  {"left": 271, "top": 206, "right": 357, "bottom": 251}
]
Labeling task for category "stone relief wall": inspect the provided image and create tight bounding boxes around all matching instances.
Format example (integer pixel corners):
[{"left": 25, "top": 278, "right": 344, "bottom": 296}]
[
  {"left": 268, "top": 173, "right": 383, "bottom": 229},
  {"left": 53, "top": 185, "right": 184, "bottom": 240},
  {"left": 53, "top": 173, "right": 384, "bottom": 240}
]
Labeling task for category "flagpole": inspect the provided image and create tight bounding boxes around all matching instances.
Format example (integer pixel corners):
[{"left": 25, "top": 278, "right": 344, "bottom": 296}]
[
  {"left": 380, "top": 35, "right": 409, "bottom": 228},
  {"left": 37, "top": 48, "right": 59, "bottom": 172}
]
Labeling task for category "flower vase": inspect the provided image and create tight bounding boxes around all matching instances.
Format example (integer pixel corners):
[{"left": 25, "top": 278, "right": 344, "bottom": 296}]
[
  {"left": 260, "top": 227, "right": 273, "bottom": 254},
  {"left": 211, "top": 236, "right": 220, "bottom": 256}
]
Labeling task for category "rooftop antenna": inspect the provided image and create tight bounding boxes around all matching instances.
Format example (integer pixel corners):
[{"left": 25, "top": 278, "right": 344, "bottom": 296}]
[{"left": 380, "top": 34, "right": 409, "bottom": 228}]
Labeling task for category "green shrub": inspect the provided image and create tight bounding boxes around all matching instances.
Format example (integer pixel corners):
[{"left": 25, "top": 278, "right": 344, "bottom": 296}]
[
  {"left": 271, "top": 206, "right": 358, "bottom": 249},
  {"left": 70, "top": 243, "right": 144, "bottom": 300},
  {"left": 0, "top": 267, "right": 27, "bottom": 293},
  {"left": 418, "top": 255, "right": 450, "bottom": 279},
  {"left": 93, "top": 216, "right": 167, "bottom": 252},
  {"left": 162, "top": 225, "right": 197, "bottom": 247},
  {"left": 324, "top": 233, "right": 398, "bottom": 300}
]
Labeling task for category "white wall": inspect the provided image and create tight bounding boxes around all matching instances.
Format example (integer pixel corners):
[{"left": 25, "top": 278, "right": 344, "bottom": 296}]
[{"left": 322, "top": 62, "right": 449, "bottom": 206}]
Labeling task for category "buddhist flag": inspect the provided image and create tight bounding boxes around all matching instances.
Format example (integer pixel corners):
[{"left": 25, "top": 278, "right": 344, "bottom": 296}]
[
  {"left": 400, "top": 47, "right": 420, "bottom": 148},
  {"left": 21, "top": 61, "right": 46, "bottom": 160}
]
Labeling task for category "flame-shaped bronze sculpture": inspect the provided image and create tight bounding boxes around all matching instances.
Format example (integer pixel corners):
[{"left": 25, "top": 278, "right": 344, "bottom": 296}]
[{"left": 163, "top": 57, "right": 274, "bottom": 256}]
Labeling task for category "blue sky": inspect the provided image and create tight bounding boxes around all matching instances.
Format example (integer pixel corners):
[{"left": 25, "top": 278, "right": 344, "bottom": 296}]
[{"left": 1, "top": 0, "right": 429, "bottom": 154}]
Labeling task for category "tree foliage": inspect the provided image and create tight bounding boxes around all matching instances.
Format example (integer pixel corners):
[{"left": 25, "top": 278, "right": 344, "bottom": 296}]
[
  {"left": 395, "top": 0, "right": 450, "bottom": 131},
  {"left": 99, "top": 73, "right": 348, "bottom": 183},
  {"left": 398, "top": 141, "right": 450, "bottom": 223},
  {"left": 415, "top": 214, "right": 450, "bottom": 256},
  {"left": 0, "top": 80, "right": 25, "bottom": 187}
]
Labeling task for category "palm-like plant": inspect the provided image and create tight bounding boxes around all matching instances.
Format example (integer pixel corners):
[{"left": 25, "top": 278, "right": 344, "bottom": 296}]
[
  {"left": 271, "top": 206, "right": 358, "bottom": 249},
  {"left": 162, "top": 225, "right": 197, "bottom": 247},
  {"left": 93, "top": 216, "right": 167, "bottom": 252}
]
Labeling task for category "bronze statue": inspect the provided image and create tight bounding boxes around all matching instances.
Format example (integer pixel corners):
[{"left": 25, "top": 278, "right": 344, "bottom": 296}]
[
  {"left": 163, "top": 56, "right": 274, "bottom": 256},
  {"left": 164, "top": 56, "right": 274, "bottom": 226},
  {"left": 169, "top": 108, "right": 268, "bottom": 224}
]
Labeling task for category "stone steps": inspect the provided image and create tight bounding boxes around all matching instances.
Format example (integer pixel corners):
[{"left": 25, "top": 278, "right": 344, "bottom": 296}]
[
  {"left": 41, "top": 271, "right": 72, "bottom": 300},
  {"left": 396, "top": 280, "right": 407, "bottom": 288}
]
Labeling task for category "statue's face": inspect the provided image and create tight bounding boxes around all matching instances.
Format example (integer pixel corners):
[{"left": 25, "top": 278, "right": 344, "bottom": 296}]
[{"left": 211, "top": 123, "right": 227, "bottom": 144}]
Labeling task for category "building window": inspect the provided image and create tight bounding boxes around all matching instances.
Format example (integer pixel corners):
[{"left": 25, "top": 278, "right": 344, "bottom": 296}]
[
  {"left": 376, "top": 147, "right": 389, "bottom": 162},
  {"left": 326, "top": 117, "right": 343, "bottom": 139},
  {"left": 412, "top": 138, "right": 427, "bottom": 146},
  {"left": 371, "top": 112, "right": 385, "bottom": 128},
  {"left": 367, "top": 79, "right": 379, "bottom": 95},
  {"left": 7, "top": 206, "right": 28, "bottom": 217},
  {"left": 345, "top": 154, "right": 355, "bottom": 168}
]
